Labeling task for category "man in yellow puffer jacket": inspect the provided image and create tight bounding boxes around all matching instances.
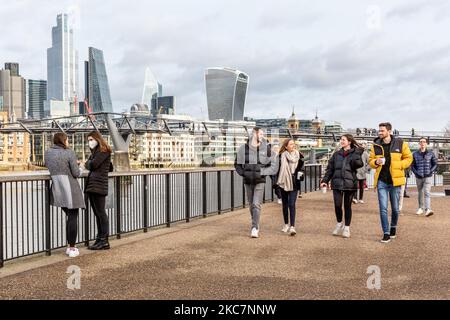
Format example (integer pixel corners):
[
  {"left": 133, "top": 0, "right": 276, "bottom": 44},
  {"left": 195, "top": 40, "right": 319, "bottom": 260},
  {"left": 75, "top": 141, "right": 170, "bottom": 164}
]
[{"left": 369, "top": 122, "right": 413, "bottom": 243}]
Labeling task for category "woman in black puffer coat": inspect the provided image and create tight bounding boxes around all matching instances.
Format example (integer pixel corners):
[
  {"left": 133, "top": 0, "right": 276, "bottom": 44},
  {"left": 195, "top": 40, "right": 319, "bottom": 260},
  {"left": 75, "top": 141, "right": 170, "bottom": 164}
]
[
  {"left": 320, "top": 134, "right": 363, "bottom": 238},
  {"left": 85, "top": 131, "right": 113, "bottom": 250}
]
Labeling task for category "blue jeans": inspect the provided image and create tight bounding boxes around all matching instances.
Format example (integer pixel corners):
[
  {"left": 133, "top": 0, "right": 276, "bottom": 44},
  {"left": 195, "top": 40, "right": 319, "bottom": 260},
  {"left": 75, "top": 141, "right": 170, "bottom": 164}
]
[
  {"left": 280, "top": 189, "right": 298, "bottom": 226},
  {"left": 377, "top": 180, "right": 401, "bottom": 235}
]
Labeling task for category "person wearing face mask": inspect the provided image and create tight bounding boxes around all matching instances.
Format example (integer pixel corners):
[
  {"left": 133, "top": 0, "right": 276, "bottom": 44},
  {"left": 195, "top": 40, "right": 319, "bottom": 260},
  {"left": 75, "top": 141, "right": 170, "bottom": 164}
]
[
  {"left": 45, "top": 132, "right": 85, "bottom": 258},
  {"left": 84, "top": 131, "right": 113, "bottom": 250}
]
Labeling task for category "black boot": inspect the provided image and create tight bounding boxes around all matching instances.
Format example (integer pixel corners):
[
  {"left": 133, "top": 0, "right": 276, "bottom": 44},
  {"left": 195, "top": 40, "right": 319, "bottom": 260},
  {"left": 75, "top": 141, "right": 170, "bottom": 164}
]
[{"left": 88, "top": 237, "right": 110, "bottom": 250}]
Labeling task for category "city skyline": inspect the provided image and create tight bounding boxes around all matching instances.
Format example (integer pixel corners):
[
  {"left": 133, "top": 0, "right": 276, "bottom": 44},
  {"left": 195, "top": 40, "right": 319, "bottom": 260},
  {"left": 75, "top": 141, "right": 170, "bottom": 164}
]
[{"left": 1, "top": 0, "right": 450, "bottom": 130}]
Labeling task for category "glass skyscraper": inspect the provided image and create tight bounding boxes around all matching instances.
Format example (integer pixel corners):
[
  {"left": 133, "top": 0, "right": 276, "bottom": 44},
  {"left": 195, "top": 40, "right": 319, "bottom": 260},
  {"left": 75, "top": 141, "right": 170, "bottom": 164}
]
[
  {"left": 47, "top": 13, "right": 79, "bottom": 103},
  {"left": 85, "top": 47, "right": 113, "bottom": 113},
  {"left": 205, "top": 67, "right": 249, "bottom": 121},
  {"left": 141, "top": 67, "right": 162, "bottom": 106},
  {"left": 27, "top": 80, "right": 47, "bottom": 119}
]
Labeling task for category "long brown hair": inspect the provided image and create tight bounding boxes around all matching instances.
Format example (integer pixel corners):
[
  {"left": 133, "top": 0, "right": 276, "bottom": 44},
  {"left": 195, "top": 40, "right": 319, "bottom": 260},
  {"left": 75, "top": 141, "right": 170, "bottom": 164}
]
[
  {"left": 87, "top": 131, "right": 112, "bottom": 153},
  {"left": 279, "top": 139, "right": 293, "bottom": 154},
  {"left": 341, "top": 134, "right": 362, "bottom": 150},
  {"left": 53, "top": 132, "right": 68, "bottom": 149}
]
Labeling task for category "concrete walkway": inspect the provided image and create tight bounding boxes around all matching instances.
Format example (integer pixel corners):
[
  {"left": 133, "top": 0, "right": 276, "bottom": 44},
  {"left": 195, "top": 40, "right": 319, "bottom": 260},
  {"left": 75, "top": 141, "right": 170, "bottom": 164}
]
[{"left": 0, "top": 187, "right": 449, "bottom": 300}]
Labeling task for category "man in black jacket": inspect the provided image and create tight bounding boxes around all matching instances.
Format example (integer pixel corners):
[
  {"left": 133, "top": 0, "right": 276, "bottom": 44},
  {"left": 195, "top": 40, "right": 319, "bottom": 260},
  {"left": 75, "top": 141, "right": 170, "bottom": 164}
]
[{"left": 234, "top": 127, "right": 279, "bottom": 238}]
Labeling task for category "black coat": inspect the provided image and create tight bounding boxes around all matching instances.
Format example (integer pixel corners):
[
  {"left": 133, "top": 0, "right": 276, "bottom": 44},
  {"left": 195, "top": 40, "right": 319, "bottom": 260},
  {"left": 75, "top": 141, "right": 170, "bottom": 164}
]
[
  {"left": 85, "top": 148, "right": 112, "bottom": 196},
  {"left": 234, "top": 142, "right": 273, "bottom": 185},
  {"left": 321, "top": 148, "right": 364, "bottom": 191},
  {"left": 272, "top": 154, "right": 305, "bottom": 191}
]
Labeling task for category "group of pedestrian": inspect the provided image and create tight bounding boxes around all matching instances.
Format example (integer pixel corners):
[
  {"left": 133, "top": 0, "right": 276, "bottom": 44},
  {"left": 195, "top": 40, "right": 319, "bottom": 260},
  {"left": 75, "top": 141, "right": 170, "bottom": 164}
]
[
  {"left": 44, "top": 131, "right": 113, "bottom": 258},
  {"left": 235, "top": 122, "right": 438, "bottom": 244}
]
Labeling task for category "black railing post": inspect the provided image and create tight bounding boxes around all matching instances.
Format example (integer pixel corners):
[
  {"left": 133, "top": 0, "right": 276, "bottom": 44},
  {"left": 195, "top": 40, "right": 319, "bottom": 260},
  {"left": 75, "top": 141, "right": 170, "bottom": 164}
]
[
  {"left": 314, "top": 165, "right": 318, "bottom": 191},
  {"left": 185, "top": 173, "right": 190, "bottom": 222},
  {"left": 44, "top": 180, "right": 51, "bottom": 256},
  {"left": 143, "top": 175, "right": 148, "bottom": 233},
  {"left": 217, "top": 171, "right": 222, "bottom": 214},
  {"left": 84, "top": 178, "right": 90, "bottom": 246},
  {"left": 309, "top": 166, "right": 313, "bottom": 193},
  {"left": 115, "top": 176, "right": 121, "bottom": 239},
  {"left": 166, "top": 174, "right": 171, "bottom": 227},
  {"left": 242, "top": 179, "right": 246, "bottom": 208},
  {"left": 0, "top": 183, "right": 3, "bottom": 268},
  {"left": 271, "top": 177, "right": 274, "bottom": 202},
  {"left": 202, "top": 171, "right": 207, "bottom": 218},
  {"left": 230, "top": 171, "right": 235, "bottom": 211}
]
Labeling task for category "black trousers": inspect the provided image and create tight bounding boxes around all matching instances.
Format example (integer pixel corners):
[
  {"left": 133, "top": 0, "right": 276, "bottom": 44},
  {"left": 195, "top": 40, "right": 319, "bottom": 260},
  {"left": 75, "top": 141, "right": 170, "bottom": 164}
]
[
  {"left": 333, "top": 190, "right": 354, "bottom": 226},
  {"left": 62, "top": 208, "right": 79, "bottom": 247},
  {"left": 87, "top": 193, "right": 109, "bottom": 239},
  {"left": 354, "top": 179, "right": 365, "bottom": 200}
]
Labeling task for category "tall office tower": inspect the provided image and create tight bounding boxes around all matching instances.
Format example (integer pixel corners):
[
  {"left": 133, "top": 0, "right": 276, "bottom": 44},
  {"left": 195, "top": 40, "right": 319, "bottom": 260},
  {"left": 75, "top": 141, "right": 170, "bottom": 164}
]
[
  {"left": 5, "top": 63, "right": 19, "bottom": 77},
  {"left": 84, "top": 47, "right": 113, "bottom": 113},
  {"left": 27, "top": 80, "right": 47, "bottom": 119},
  {"left": 141, "top": 67, "right": 160, "bottom": 106},
  {"left": 46, "top": 13, "right": 79, "bottom": 105},
  {"left": 205, "top": 67, "right": 249, "bottom": 121},
  {"left": 0, "top": 63, "right": 26, "bottom": 121}
]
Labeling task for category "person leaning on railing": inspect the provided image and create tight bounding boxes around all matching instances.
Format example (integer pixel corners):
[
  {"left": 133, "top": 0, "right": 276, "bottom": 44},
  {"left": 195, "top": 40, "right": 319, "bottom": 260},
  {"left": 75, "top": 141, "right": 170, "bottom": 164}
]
[
  {"left": 84, "top": 131, "right": 113, "bottom": 250},
  {"left": 44, "top": 132, "right": 85, "bottom": 258}
]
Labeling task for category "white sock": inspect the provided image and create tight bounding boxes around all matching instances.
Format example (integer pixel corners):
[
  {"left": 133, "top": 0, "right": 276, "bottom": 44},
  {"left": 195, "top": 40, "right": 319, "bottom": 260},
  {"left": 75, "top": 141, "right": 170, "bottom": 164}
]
[
  {"left": 337, "top": 222, "right": 343, "bottom": 227},
  {"left": 344, "top": 226, "right": 350, "bottom": 231}
]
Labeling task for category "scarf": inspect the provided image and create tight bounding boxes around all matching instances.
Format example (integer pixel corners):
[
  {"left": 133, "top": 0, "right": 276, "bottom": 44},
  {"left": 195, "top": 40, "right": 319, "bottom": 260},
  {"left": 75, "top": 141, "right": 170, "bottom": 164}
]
[{"left": 277, "top": 150, "right": 300, "bottom": 191}]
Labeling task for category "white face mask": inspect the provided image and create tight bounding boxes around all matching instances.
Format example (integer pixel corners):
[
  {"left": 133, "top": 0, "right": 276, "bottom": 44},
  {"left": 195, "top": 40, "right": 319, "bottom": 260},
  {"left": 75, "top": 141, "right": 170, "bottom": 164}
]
[{"left": 88, "top": 140, "right": 98, "bottom": 149}]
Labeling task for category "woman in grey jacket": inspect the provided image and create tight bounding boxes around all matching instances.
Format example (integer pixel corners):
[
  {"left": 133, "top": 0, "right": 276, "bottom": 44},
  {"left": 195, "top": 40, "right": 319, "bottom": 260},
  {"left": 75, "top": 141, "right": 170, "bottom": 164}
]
[
  {"left": 45, "top": 132, "right": 85, "bottom": 258},
  {"left": 353, "top": 144, "right": 370, "bottom": 204}
]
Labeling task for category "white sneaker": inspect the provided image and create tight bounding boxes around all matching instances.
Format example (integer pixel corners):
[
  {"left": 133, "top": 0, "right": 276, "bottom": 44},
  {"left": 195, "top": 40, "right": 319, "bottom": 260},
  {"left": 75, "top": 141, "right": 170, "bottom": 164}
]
[
  {"left": 282, "top": 224, "right": 290, "bottom": 233},
  {"left": 289, "top": 226, "right": 297, "bottom": 236},
  {"left": 332, "top": 223, "right": 344, "bottom": 236},
  {"left": 352, "top": 198, "right": 358, "bottom": 204},
  {"left": 251, "top": 228, "right": 259, "bottom": 238},
  {"left": 68, "top": 248, "right": 79, "bottom": 258},
  {"left": 342, "top": 227, "right": 351, "bottom": 238},
  {"left": 65, "top": 247, "right": 71, "bottom": 255},
  {"left": 416, "top": 208, "right": 424, "bottom": 215},
  {"left": 425, "top": 209, "right": 434, "bottom": 217},
  {"left": 277, "top": 199, "right": 282, "bottom": 205},
  {"left": 359, "top": 200, "right": 364, "bottom": 204}
]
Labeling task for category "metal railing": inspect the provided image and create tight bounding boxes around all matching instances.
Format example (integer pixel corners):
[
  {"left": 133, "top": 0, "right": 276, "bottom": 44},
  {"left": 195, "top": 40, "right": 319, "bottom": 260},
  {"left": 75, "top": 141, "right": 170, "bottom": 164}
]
[
  {"left": 0, "top": 164, "right": 322, "bottom": 267},
  {"left": 365, "top": 172, "right": 443, "bottom": 188}
]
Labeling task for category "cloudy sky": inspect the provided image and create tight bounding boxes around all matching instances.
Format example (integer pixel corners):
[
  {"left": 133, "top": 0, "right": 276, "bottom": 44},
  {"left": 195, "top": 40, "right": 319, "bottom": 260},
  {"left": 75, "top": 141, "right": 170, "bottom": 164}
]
[{"left": 1, "top": 0, "right": 450, "bottom": 131}]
